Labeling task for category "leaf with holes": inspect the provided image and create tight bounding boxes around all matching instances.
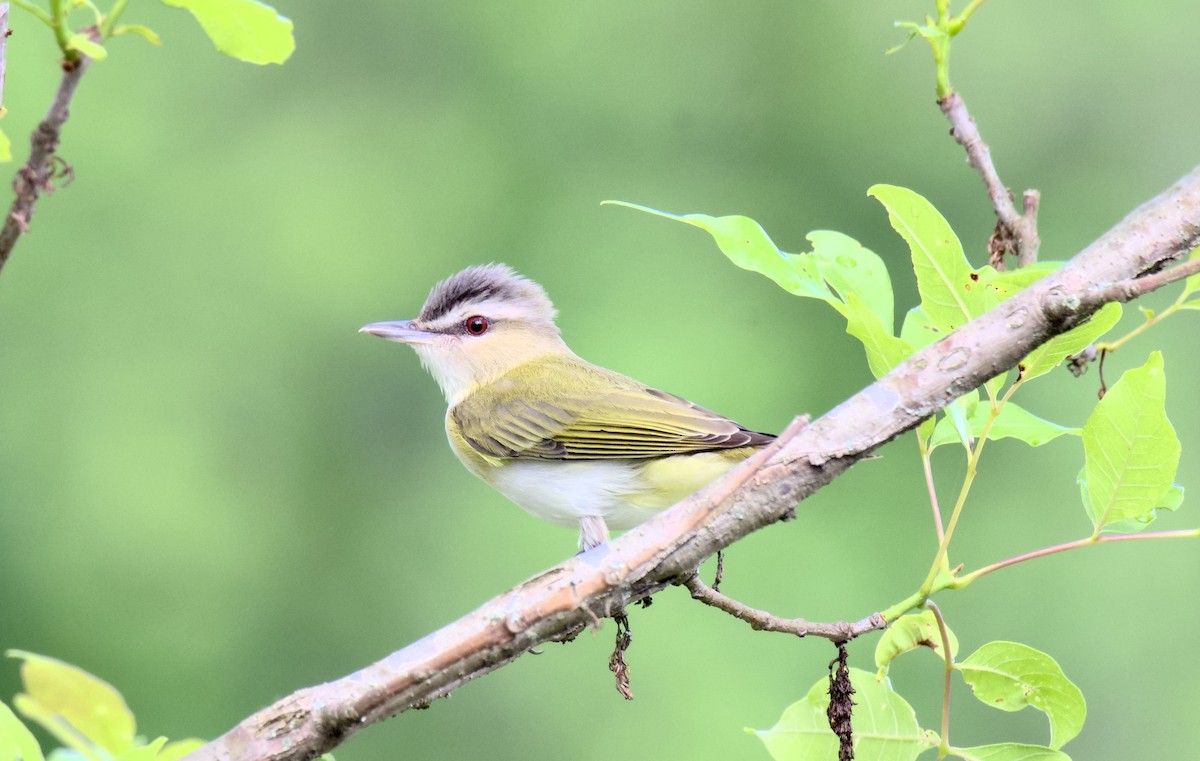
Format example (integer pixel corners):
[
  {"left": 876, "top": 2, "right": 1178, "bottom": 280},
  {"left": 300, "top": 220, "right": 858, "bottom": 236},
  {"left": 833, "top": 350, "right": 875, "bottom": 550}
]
[
  {"left": 751, "top": 668, "right": 934, "bottom": 760},
  {"left": 809, "top": 229, "right": 895, "bottom": 332},
  {"left": 958, "top": 642, "right": 1085, "bottom": 750}
]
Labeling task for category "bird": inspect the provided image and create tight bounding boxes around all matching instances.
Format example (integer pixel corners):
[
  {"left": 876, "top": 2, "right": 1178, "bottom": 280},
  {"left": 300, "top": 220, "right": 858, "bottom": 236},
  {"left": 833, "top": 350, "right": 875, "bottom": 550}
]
[{"left": 360, "top": 264, "right": 776, "bottom": 550}]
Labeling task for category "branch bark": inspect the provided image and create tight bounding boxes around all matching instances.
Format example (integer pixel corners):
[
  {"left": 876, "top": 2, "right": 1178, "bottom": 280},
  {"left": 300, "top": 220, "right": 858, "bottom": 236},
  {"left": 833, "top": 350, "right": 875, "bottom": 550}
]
[
  {"left": 0, "top": 49, "right": 92, "bottom": 274},
  {"left": 185, "top": 166, "right": 1200, "bottom": 761},
  {"left": 682, "top": 573, "right": 887, "bottom": 641},
  {"left": 940, "top": 91, "right": 1042, "bottom": 267}
]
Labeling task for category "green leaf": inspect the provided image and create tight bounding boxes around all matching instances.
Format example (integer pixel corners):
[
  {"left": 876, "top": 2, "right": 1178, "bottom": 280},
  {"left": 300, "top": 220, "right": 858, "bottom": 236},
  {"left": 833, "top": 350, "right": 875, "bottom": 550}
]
[
  {"left": 930, "top": 391, "right": 980, "bottom": 450},
  {"left": 7, "top": 651, "right": 135, "bottom": 756},
  {"left": 603, "top": 201, "right": 836, "bottom": 302},
  {"left": 1019, "top": 302, "right": 1122, "bottom": 382},
  {"left": 161, "top": 0, "right": 295, "bottom": 64},
  {"left": 112, "top": 25, "right": 162, "bottom": 45},
  {"left": 1081, "top": 352, "right": 1180, "bottom": 531},
  {"left": 0, "top": 129, "right": 10, "bottom": 163},
  {"left": 751, "top": 668, "right": 934, "bottom": 761},
  {"left": 875, "top": 611, "right": 959, "bottom": 675},
  {"left": 1081, "top": 475, "right": 1184, "bottom": 534},
  {"left": 155, "top": 740, "right": 206, "bottom": 761},
  {"left": 948, "top": 743, "right": 1070, "bottom": 761},
  {"left": 66, "top": 33, "right": 108, "bottom": 60},
  {"left": 0, "top": 701, "right": 45, "bottom": 761},
  {"left": 869, "top": 184, "right": 979, "bottom": 331},
  {"left": 900, "top": 305, "right": 944, "bottom": 351},
  {"left": 809, "top": 230, "right": 895, "bottom": 333},
  {"left": 930, "top": 401, "right": 1080, "bottom": 450},
  {"left": 1177, "top": 246, "right": 1200, "bottom": 304},
  {"left": 982, "top": 262, "right": 1061, "bottom": 307},
  {"left": 917, "top": 416, "right": 936, "bottom": 450},
  {"left": 958, "top": 641, "right": 1085, "bottom": 750},
  {"left": 114, "top": 739, "right": 166, "bottom": 761},
  {"left": 843, "top": 292, "right": 913, "bottom": 379}
]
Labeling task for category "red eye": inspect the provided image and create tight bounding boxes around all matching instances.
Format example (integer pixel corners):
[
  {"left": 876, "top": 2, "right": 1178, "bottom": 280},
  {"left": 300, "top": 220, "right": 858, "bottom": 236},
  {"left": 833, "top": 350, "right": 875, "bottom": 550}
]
[{"left": 464, "top": 315, "right": 489, "bottom": 336}]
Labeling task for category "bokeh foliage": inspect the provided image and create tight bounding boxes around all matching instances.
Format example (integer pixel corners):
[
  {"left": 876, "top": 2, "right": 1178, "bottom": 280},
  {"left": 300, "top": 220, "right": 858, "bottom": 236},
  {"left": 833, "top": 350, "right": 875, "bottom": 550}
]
[{"left": 1, "top": 2, "right": 1198, "bottom": 760}]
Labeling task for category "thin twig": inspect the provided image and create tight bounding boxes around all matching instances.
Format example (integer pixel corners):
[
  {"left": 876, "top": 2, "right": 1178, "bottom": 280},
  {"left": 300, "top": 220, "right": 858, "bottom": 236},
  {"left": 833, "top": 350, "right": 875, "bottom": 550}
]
[
  {"left": 921, "top": 445, "right": 945, "bottom": 543},
  {"left": 681, "top": 573, "right": 887, "bottom": 642},
  {"left": 1078, "top": 254, "right": 1200, "bottom": 306},
  {"left": 939, "top": 91, "right": 1040, "bottom": 266},
  {"left": 0, "top": 43, "right": 94, "bottom": 274},
  {"left": 0, "top": 4, "right": 9, "bottom": 113}
]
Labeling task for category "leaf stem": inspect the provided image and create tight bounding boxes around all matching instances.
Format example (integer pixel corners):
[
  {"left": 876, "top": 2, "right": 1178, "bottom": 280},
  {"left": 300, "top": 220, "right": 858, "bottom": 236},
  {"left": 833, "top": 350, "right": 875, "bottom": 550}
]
[
  {"left": 919, "top": 382, "right": 1017, "bottom": 595},
  {"left": 11, "top": 0, "right": 53, "bottom": 27},
  {"left": 98, "top": 0, "right": 126, "bottom": 39},
  {"left": 48, "top": 0, "right": 76, "bottom": 59},
  {"left": 920, "top": 437, "right": 946, "bottom": 544},
  {"left": 956, "top": 528, "right": 1200, "bottom": 585},
  {"left": 925, "top": 601, "right": 954, "bottom": 759},
  {"left": 1096, "top": 260, "right": 1200, "bottom": 352}
]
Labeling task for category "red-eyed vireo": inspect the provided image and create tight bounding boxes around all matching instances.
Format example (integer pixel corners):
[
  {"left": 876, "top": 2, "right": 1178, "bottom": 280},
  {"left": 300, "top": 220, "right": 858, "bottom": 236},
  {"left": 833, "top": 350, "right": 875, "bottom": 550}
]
[{"left": 361, "top": 264, "right": 775, "bottom": 550}]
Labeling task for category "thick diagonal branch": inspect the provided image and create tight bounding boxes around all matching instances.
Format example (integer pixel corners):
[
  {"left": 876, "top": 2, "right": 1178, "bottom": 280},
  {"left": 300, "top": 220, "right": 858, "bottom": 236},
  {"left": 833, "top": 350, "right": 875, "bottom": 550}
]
[
  {"left": 185, "top": 166, "right": 1200, "bottom": 761},
  {"left": 0, "top": 52, "right": 92, "bottom": 274}
]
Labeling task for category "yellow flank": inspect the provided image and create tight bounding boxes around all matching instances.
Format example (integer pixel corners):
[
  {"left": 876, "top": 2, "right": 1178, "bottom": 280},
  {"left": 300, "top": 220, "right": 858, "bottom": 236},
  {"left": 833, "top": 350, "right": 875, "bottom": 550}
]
[{"left": 626, "top": 448, "right": 760, "bottom": 509}]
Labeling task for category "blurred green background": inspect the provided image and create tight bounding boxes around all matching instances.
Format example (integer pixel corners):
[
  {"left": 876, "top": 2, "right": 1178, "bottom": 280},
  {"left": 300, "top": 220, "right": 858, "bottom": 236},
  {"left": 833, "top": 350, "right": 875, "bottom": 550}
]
[{"left": 2, "top": 2, "right": 1198, "bottom": 759}]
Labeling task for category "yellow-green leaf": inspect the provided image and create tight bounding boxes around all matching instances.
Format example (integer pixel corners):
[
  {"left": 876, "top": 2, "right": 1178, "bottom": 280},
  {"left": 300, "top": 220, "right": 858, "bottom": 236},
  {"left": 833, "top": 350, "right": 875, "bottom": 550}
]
[
  {"left": 156, "top": 739, "right": 206, "bottom": 761},
  {"left": 113, "top": 25, "right": 162, "bottom": 45},
  {"left": 809, "top": 229, "right": 895, "bottom": 333},
  {"left": 7, "top": 651, "right": 135, "bottom": 756},
  {"left": 949, "top": 743, "right": 1070, "bottom": 761},
  {"left": 603, "top": 200, "right": 835, "bottom": 303},
  {"left": 1020, "top": 302, "right": 1121, "bottom": 382},
  {"left": 930, "top": 400, "right": 1080, "bottom": 450},
  {"left": 751, "top": 668, "right": 934, "bottom": 760},
  {"left": 958, "top": 642, "right": 1085, "bottom": 750},
  {"left": 162, "top": 0, "right": 295, "bottom": 64},
  {"left": 875, "top": 611, "right": 959, "bottom": 676},
  {"left": 66, "top": 34, "right": 108, "bottom": 60},
  {"left": 114, "top": 738, "right": 167, "bottom": 761},
  {"left": 869, "top": 184, "right": 978, "bottom": 331},
  {"left": 1081, "top": 352, "right": 1179, "bottom": 531},
  {"left": 0, "top": 701, "right": 45, "bottom": 761},
  {"left": 843, "top": 292, "right": 913, "bottom": 379}
]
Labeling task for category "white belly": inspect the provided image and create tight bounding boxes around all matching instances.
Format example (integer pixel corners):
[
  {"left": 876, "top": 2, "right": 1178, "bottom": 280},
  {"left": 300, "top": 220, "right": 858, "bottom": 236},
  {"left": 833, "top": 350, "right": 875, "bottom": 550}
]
[{"left": 489, "top": 459, "right": 661, "bottom": 530}]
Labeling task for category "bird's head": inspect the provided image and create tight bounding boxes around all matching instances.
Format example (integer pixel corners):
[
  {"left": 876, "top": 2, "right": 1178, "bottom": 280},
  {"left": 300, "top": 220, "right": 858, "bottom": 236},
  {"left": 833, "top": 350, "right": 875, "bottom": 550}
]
[{"left": 361, "top": 263, "right": 570, "bottom": 403}]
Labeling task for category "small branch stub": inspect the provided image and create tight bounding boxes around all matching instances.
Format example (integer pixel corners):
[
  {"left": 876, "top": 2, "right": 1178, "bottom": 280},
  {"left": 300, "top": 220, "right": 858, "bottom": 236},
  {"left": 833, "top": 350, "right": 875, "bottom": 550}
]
[{"left": 939, "top": 91, "right": 1041, "bottom": 268}]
